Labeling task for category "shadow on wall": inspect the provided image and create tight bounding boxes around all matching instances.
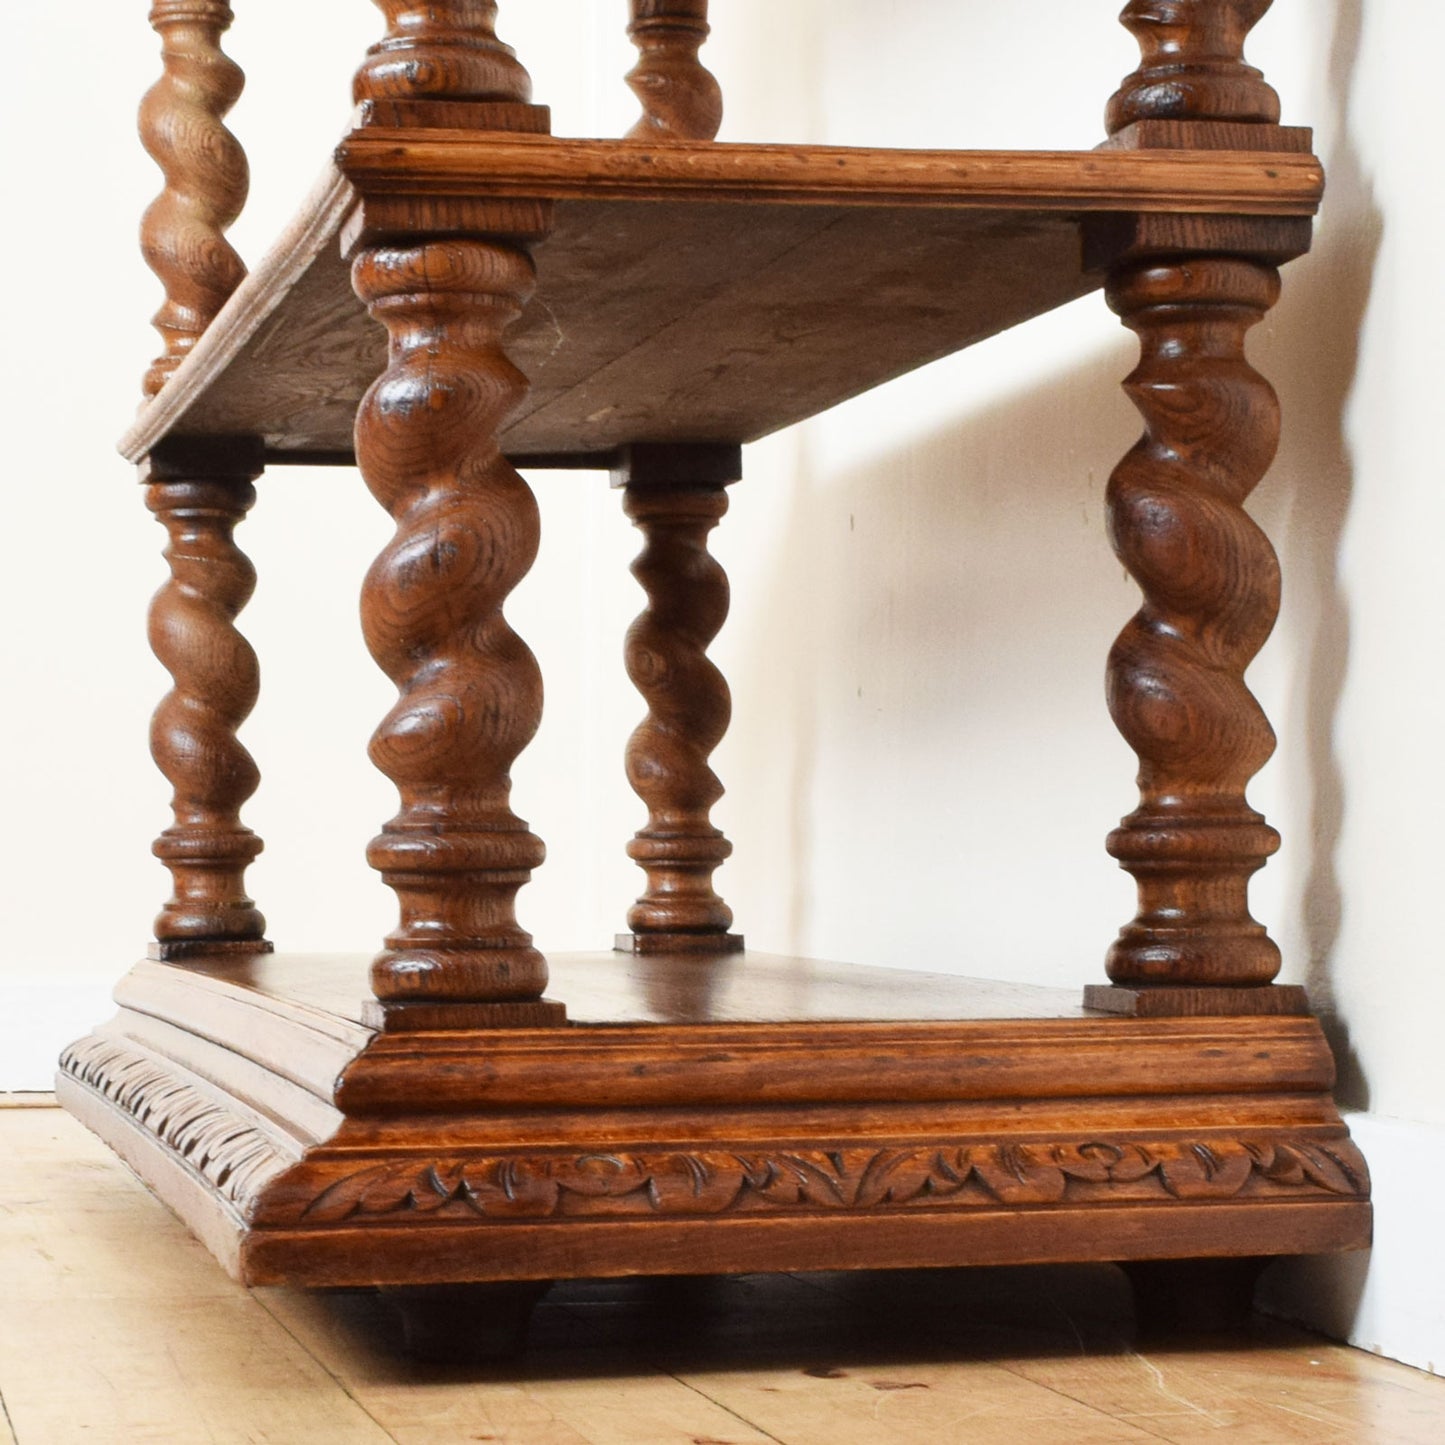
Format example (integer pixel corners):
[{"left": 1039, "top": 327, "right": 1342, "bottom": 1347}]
[
  {"left": 1257, "top": 0, "right": 1378, "bottom": 1113},
  {"left": 722, "top": 325, "right": 1140, "bottom": 978},
  {"left": 721, "top": 1, "right": 1380, "bottom": 1027}
]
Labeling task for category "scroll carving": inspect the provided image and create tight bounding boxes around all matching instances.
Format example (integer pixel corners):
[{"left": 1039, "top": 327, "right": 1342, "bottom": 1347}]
[
  {"left": 622, "top": 486, "right": 738, "bottom": 948},
  {"left": 352, "top": 240, "right": 548, "bottom": 1006},
  {"left": 60, "top": 1036, "right": 290, "bottom": 1212},
  {"left": 295, "top": 1136, "right": 1368, "bottom": 1225},
  {"left": 354, "top": 0, "right": 533, "bottom": 107},
  {"left": 1107, "top": 0, "right": 1281, "bottom": 135},
  {"left": 147, "top": 476, "right": 267, "bottom": 948},
  {"left": 625, "top": 0, "right": 722, "bottom": 141},
  {"left": 1104, "top": 258, "right": 1284, "bottom": 987},
  {"left": 140, "top": 0, "right": 249, "bottom": 398}
]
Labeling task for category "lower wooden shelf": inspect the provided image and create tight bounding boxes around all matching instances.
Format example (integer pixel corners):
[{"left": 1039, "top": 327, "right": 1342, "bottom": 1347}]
[{"left": 58, "top": 952, "right": 1370, "bottom": 1289}]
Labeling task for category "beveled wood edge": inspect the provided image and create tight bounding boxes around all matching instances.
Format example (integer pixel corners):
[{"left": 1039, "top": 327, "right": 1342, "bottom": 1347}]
[
  {"left": 120, "top": 164, "right": 358, "bottom": 464},
  {"left": 336, "top": 132, "right": 1323, "bottom": 213}
]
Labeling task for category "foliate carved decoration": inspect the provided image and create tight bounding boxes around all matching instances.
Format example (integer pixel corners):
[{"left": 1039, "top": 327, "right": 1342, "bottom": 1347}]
[
  {"left": 140, "top": 1, "right": 249, "bottom": 398},
  {"left": 1107, "top": 0, "right": 1282, "bottom": 135},
  {"left": 60, "top": 1036, "right": 290, "bottom": 1212},
  {"left": 352, "top": 240, "right": 548, "bottom": 1005},
  {"left": 147, "top": 478, "right": 266, "bottom": 946},
  {"left": 625, "top": 1, "right": 723, "bottom": 142},
  {"left": 623, "top": 486, "right": 736, "bottom": 944},
  {"left": 296, "top": 1136, "right": 1367, "bottom": 1224},
  {"left": 354, "top": 0, "right": 533, "bottom": 106},
  {"left": 1104, "top": 258, "right": 1283, "bottom": 987}
]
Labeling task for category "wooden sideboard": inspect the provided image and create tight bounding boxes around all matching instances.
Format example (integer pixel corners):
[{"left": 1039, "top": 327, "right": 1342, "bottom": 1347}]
[{"left": 59, "top": 0, "right": 1368, "bottom": 1356}]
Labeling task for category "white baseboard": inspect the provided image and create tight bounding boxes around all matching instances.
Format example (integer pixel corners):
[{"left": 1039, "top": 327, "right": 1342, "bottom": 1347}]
[{"left": 1259, "top": 1111, "right": 1444, "bottom": 1375}]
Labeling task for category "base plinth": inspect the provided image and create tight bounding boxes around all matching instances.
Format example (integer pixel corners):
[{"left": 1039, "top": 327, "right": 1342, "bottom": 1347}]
[{"left": 59, "top": 951, "right": 1370, "bottom": 1294}]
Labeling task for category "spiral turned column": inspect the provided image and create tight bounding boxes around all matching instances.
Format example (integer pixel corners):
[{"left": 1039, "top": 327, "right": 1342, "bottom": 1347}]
[
  {"left": 1098, "top": 257, "right": 1288, "bottom": 997},
  {"left": 140, "top": 1, "right": 248, "bottom": 399},
  {"left": 617, "top": 448, "right": 741, "bottom": 954},
  {"left": 144, "top": 452, "right": 267, "bottom": 955},
  {"left": 353, "top": 240, "right": 559, "bottom": 1020},
  {"left": 1106, "top": 0, "right": 1281, "bottom": 136},
  {"left": 625, "top": 0, "right": 722, "bottom": 142}
]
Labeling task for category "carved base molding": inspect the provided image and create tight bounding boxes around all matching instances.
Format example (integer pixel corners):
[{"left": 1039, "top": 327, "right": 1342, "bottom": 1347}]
[{"left": 59, "top": 952, "right": 1371, "bottom": 1289}]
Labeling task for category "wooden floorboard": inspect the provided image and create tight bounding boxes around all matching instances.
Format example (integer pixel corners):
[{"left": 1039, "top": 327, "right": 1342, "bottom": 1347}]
[{"left": 3, "top": 1104, "right": 1441, "bottom": 1444}]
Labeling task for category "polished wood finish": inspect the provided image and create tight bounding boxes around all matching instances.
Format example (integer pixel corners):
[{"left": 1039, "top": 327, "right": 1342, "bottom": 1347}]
[
  {"left": 140, "top": 0, "right": 248, "bottom": 398},
  {"left": 119, "top": 144, "right": 1322, "bottom": 466},
  {"left": 625, "top": 0, "right": 722, "bottom": 143},
  {"left": 352, "top": 241, "right": 558, "bottom": 1018},
  {"left": 67, "top": 0, "right": 1367, "bottom": 1339},
  {"left": 616, "top": 445, "right": 741, "bottom": 955},
  {"left": 58, "top": 952, "right": 1368, "bottom": 1290},
  {"left": 1091, "top": 0, "right": 1308, "bottom": 1011},
  {"left": 142, "top": 440, "right": 268, "bottom": 954},
  {"left": 1100, "top": 254, "right": 1286, "bottom": 990},
  {"left": 5, "top": 1110, "right": 1423, "bottom": 1438},
  {"left": 1107, "top": 1, "right": 1281, "bottom": 136}
]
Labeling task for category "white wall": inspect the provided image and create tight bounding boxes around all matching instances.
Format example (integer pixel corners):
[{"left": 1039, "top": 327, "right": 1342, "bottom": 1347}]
[{"left": 3, "top": 0, "right": 1439, "bottom": 1372}]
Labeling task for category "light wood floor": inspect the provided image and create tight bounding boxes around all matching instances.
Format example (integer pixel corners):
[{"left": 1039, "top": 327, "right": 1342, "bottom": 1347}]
[{"left": 2, "top": 1102, "right": 1441, "bottom": 1445}]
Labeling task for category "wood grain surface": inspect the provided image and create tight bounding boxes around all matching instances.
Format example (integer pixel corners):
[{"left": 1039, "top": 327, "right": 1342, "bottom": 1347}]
[
  {"left": 119, "top": 140, "right": 1321, "bottom": 463},
  {"left": 141, "top": 454, "right": 268, "bottom": 952},
  {"left": 619, "top": 448, "right": 740, "bottom": 952},
  {"left": 139, "top": 0, "right": 248, "bottom": 398},
  {"left": 625, "top": 0, "right": 722, "bottom": 142}
]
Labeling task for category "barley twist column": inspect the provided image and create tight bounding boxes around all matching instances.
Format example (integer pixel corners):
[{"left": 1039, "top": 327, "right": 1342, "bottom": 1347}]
[
  {"left": 616, "top": 447, "right": 741, "bottom": 953},
  {"left": 140, "top": 0, "right": 248, "bottom": 398},
  {"left": 353, "top": 242, "right": 557, "bottom": 1017},
  {"left": 1101, "top": 257, "right": 1284, "bottom": 989},
  {"left": 625, "top": 0, "right": 722, "bottom": 141},
  {"left": 144, "top": 447, "right": 267, "bottom": 954},
  {"left": 1087, "top": 0, "right": 1312, "bottom": 1014}
]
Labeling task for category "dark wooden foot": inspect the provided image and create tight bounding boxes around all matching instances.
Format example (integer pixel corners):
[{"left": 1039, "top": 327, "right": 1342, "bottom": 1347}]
[
  {"left": 1123, "top": 1257, "right": 1268, "bottom": 1338},
  {"left": 381, "top": 1281, "right": 553, "bottom": 1363}
]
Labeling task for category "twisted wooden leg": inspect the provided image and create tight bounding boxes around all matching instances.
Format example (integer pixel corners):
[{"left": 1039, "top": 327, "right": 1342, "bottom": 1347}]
[
  {"left": 1092, "top": 255, "right": 1293, "bottom": 1007},
  {"left": 352, "top": 239, "right": 561, "bottom": 1024},
  {"left": 614, "top": 447, "right": 741, "bottom": 955},
  {"left": 140, "top": 0, "right": 248, "bottom": 398},
  {"left": 144, "top": 451, "right": 267, "bottom": 955}
]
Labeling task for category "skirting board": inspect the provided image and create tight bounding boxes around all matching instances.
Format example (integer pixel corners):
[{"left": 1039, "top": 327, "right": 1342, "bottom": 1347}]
[{"left": 1259, "top": 1112, "right": 1444, "bottom": 1376}]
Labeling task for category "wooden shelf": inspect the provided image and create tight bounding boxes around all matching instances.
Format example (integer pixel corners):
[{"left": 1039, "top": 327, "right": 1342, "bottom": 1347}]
[{"left": 120, "top": 136, "right": 1322, "bottom": 466}]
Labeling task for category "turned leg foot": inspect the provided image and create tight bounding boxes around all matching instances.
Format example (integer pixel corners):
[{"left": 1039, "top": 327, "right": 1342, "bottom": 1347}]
[
  {"left": 382, "top": 1281, "right": 553, "bottom": 1363},
  {"left": 1123, "top": 1257, "right": 1267, "bottom": 1338}
]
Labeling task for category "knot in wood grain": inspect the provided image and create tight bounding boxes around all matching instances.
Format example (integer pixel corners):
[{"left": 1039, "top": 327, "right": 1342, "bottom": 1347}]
[{"left": 1106, "top": 0, "right": 1282, "bottom": 135}]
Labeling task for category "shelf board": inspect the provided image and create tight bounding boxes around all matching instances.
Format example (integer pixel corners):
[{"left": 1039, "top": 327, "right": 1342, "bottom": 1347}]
[{"left": 120, "top": 136, "right": 1322, "bottom": 466}]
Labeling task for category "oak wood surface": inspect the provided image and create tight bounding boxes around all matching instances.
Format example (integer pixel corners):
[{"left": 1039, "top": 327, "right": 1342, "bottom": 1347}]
[
  {"left": 618, "top": 445, "right": 740, "bottom": 952},
  {"left": 118, "top": 142, "right": 1321, "bottom": 464},
  {"left": 139, "top": 0, "right": 249, "bottom": 398},
  {"left": 14, "top": 1109, "right": 1419, "bottom": 1444},
  {"left": 625, "top": 0, "right": 722, "bottom": 142},
  {"left": 142, "top": 458, "right": 269, "bottom": 952}
]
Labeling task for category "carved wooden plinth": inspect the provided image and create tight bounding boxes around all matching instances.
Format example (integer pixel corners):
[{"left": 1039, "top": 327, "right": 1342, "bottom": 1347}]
[
  {"left": 616, "top": 446, "right": 741, "bottom": 956},
  {"left": 57, "top": 952, "right": 1370, "bottom": 1291},
  {"left": 140, "top": 0, "right": 249, "bottom": 398},
  {"left": 625, "top": 0, "right": 722, "bottom": 142},
  {"left": 142, "top": 444, "right": 268, "bottom": 954},
  {"left": 352, "top": 240, "right": 558, "bottom": 1020}
]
